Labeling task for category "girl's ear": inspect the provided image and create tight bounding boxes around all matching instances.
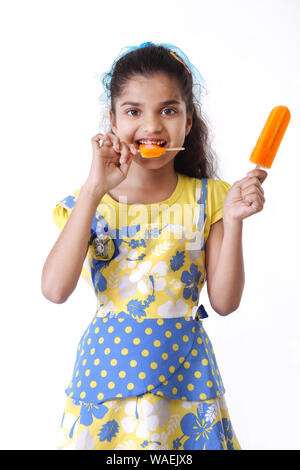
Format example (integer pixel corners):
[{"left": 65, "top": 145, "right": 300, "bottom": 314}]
[
  {"left": 185, "top": 114, "right": 193, "bottom": 136},
  {"left": 110, "top": 110, "right": 117, "bottom": 134}
]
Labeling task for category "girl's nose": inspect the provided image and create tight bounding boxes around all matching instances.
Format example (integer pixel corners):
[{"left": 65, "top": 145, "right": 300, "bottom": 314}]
[{"left": 141, "top": 113, "right": 163, "bottom": 133}]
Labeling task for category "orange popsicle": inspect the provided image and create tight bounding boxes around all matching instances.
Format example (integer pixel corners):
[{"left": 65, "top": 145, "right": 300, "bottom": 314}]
[
  {"left": 250, "top": 106, "right": 291, "bottom": 168},
  {"left": 139, "top": 144, "right": 185, "bottom": 158}
]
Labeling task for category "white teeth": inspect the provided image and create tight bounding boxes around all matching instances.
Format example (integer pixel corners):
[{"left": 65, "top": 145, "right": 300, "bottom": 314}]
[{"left": 138, "top": 140, "right": 166, "bottom": 146}]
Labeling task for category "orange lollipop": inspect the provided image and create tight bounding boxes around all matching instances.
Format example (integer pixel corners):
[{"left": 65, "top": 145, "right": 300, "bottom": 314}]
[
  {"left": 139, "top": 144, "right": 185, "bottom": 158},
  {"left": 250, "top": 106, "right": 291, "bottom": 169}
]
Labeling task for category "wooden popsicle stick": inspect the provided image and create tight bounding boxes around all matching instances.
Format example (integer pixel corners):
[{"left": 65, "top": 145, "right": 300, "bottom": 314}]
[{"left": 138, "top": 147, "right": 185, "bottom": 153}]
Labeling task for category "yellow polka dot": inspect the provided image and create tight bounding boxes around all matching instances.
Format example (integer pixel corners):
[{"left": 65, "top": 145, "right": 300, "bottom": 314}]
[
  {"left": 153, "top": 340, "right": 160, "bottom": 347},
  {"left": 187, "top": 384, "right": 194, "bottom": 391},
  {"left": 118, "top": 317, "right": 125, "bottom": 322},
  {"left": 85, "top": 369, "right": 90, "bottom": 376},
  {"left": 82, "top": 359, "right": 87, "bottom": 366},
  {"left": 121, "top": 348, "right": 128, "bottom": 356},
  {"left": 119, "top": 371, "right": 126, "bottom": 378},
  {"left": 80, "top": 391, "right": 86, "bottom": 399},
  {"left": 94, "top": 358, "right": 100, "bottom": 366},
  {"left": 127, "top": 383, "right": 134, "bottom": 390},
  {"left": 169, "top": 366, "right": 175, "bottom": 373},
  {"left": 150, "top": 362, "right": 158, "bottom": 369},
  {"left": 98, "top": 337, "right": 104, "bottom": 344},
  {"left": 184, "top": 317, "right": 191, "bottom": 321},
  {"left": 178, "top": 357, "right": 185, "bottom": 364},
  {"left": 69, "top": 392, "right": 74, "bottom": 398},
  {"left": 194, "top": 371, "right": 202, "bottom": 378},
  {"left": 162, "top": 353, "right": 168, "bottom": 360},
  {"left": 172, "top": 387, "right": 178, "bottom": 395},
  {"left": 80, "top": 350, "right": 84, "bottom": 356},
  {"left": 165, "top": 330, "right": 172, "bottom": 338},
  {"left": 100, "top": 370, "right": 107, "bottom": 377},
  {"left": 141, "top": 349, "right": 149, "bottom": 357},
  {"left": 76, "top": 380, "right": 81, "bottom": 388},
  {"left": 191, "top": 349, "right": 198, "bottom": 356},
  {"left": 202, "top": 359, "right": 208, "bottom": 366},
  {"left": 104, "top": 348, "right": 110, "bottom": 355},
  {"left": 175, "top": 323, "right": 182, "bottom": 330},
  {"left": 205, "top": 338, "right": 209, "bottom": 344},
  {"left": 145, "top": 328, "right": 152, "bottom": 335},
  {"left": 125, "top": 326, "right": 132, "bottom": 333},
  {"left": 116, "top": 393, "right": 123, "bottom": 398},
  {"left": 157, "top": 319, "right": 164, "bottom": 325},
  {"left": 192, "top": 326, "right": 195, "bottom": 332},
  {"left": 130, "top": 360, "right": 137, "bottom": 367},
  {"left": 199, "top": 393, "right": 207, "bottom": 400},
  {"left": 197, "top": 337, "right": 202, "bottom": 344},
  {"left": 75, "top": 371, "right": 79, "bottom": 378},
  {"left": 133, "top": 337, "right": 141, "bottom": 345},
  {"left": 207, "top": 380, "right": 213, "bottom": 388},
  {"left": 87, "top": 338, "right": 91, "bottom": 345},
  {"left": 108, "top": 382, "right": 115, "bottom": 389},
  {"left": 147, "top": 384, "right": 154, "bottom": 391},
  {"left": 94, "top": 327, "right": 100, "bottom": 334},
  {"left": 108, "top": 326, "right": 114, "bottom": 333},
  {"left": 172, "top": 344, "right": 179, "bottom": 351},
  {"left": 138, "top": 372, "right": 146, "bottom": 379},
  {"left": 90, "top": 381, "right": 97, "bottom": 388},
  {"left": 110, "top": 359, "right": 117, "bottom": 366},
  {"left": 182, "top": 335, "right": 189, "bottom": 342},
  {"left": 159, "top": 375, "right": 165, "bottom": 382},
  {"left": 182, "top": 396, "right": 187, "bottom": 401},
  {"left": 184, "top": 361, "right": 191, "bottom": 369},
  {"left": 97, "top": 393, "right": 104, "bottom": 400},
  {"left": 114, "top": 337, "right": 121, "bottom": 344},
  {"left": 217, "top": 391, "right": 221, "bottom": 398},
  {"left": 177, "top": 374, "right": 183, "bottom": 382}
]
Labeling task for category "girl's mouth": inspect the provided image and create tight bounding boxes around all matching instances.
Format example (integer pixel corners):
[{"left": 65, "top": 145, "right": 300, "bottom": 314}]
[{"left": 136, "top": 139, "right": 167, "bottom": 147}]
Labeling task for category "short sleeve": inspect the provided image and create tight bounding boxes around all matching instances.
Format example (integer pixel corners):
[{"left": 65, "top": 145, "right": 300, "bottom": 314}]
[
  {"left": 52, "top": 190, "right": 94, "bottom": 289},
  {"left": 205, "top": 179, "right": 231, "bottom": 241}
]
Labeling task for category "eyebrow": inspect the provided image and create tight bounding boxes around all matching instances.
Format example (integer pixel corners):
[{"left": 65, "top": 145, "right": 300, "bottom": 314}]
[{"left": 120, "top": 100, "right": 182, "bottom": 107}]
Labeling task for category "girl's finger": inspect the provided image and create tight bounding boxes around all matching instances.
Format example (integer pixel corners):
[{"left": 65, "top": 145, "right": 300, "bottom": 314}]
[
  {"left": 243, "top": 192, "right": 265, "bottom": 209},
  {"left": 105, "top": 132, "right": 121, "bottom": 151},
  {"left": 241, "top": 183, "right": 264, "bottom": 198},
  {"left": 247, "top": 169, "right": 268, "bottom": 184}
]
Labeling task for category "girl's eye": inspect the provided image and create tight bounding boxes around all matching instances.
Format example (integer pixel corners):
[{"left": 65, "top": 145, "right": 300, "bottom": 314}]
[
  {"left": 161, "top": 108, "right": 177, "bottom": 115},
  {"left": 126, "top": 109, "right": 139, "bottom": 117}
]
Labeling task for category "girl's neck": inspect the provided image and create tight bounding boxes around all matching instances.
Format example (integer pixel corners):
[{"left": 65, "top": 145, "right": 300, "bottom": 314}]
[{"left": 108, "top": 162, "right": 178, "bottom": 204}]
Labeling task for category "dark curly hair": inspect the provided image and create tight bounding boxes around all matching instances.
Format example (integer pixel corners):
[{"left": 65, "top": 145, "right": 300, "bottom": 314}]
[{"left": 102, "top": 45, "right": 218, "bottom": 179}]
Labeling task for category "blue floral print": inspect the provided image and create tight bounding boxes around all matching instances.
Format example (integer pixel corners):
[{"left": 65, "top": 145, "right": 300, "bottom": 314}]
[
  {"left": 79, "top": 402, "right": 109, "bottom": 427},
  {"left": 170, "top": 251, "right": 185, "bottom": 272},
  {"left": 181, "top": 264, "right": 201, "bottom": 302},
  {"left": 180, "top": 403, "right": 225, "bottom": 450},
  {"left": 97, "top": 420, "right": 119, "bottom": 442}
]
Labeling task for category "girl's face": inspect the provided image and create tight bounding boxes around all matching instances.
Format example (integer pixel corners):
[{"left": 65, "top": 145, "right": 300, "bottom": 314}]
[{"left": 110, "top": 73, "right": 192, "bottom": 168}]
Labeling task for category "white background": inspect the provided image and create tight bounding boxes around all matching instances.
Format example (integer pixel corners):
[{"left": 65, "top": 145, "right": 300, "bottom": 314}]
[{"left": 0, "top": 0, "right": 299, "bottom": 450}]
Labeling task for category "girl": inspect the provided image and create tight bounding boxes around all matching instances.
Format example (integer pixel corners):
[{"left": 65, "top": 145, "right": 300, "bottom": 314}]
[{"left": 42, "top": 42, "right": 267, "bottom": 450}]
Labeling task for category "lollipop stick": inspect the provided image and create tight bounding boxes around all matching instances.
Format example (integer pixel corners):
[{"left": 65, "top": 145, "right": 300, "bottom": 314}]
[{"left": 165, "top": 147, "right": 185, "bottom": 151}]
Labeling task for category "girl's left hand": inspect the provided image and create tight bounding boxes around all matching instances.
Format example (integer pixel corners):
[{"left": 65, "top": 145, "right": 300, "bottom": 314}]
[{"left": 223, "top": 169, "right": 268, "bottom": 223}]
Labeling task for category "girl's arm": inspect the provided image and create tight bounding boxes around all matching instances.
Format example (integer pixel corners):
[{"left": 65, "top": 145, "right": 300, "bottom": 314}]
[
  {"left": 41, "top": 185, "right": 105, "bottom": 303},
  {"left": 205, "top": 219, "right": 244, "bottom": 315},
  {"left": 205, "top": 169, "right": 267, "bottom": 316},
  {"left": 42, "top": 132, "right": 137, "bottom": 304}
]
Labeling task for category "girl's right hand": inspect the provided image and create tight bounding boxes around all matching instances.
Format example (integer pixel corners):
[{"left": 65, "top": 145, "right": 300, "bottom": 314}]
[{"left": 85, "top": 132, "right": 138, "bottom": 194}]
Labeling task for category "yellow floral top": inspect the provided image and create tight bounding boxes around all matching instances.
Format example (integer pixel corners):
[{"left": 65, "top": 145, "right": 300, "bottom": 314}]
[{"left": 53, "top": 173, "right": 231, "bottom": 405}]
